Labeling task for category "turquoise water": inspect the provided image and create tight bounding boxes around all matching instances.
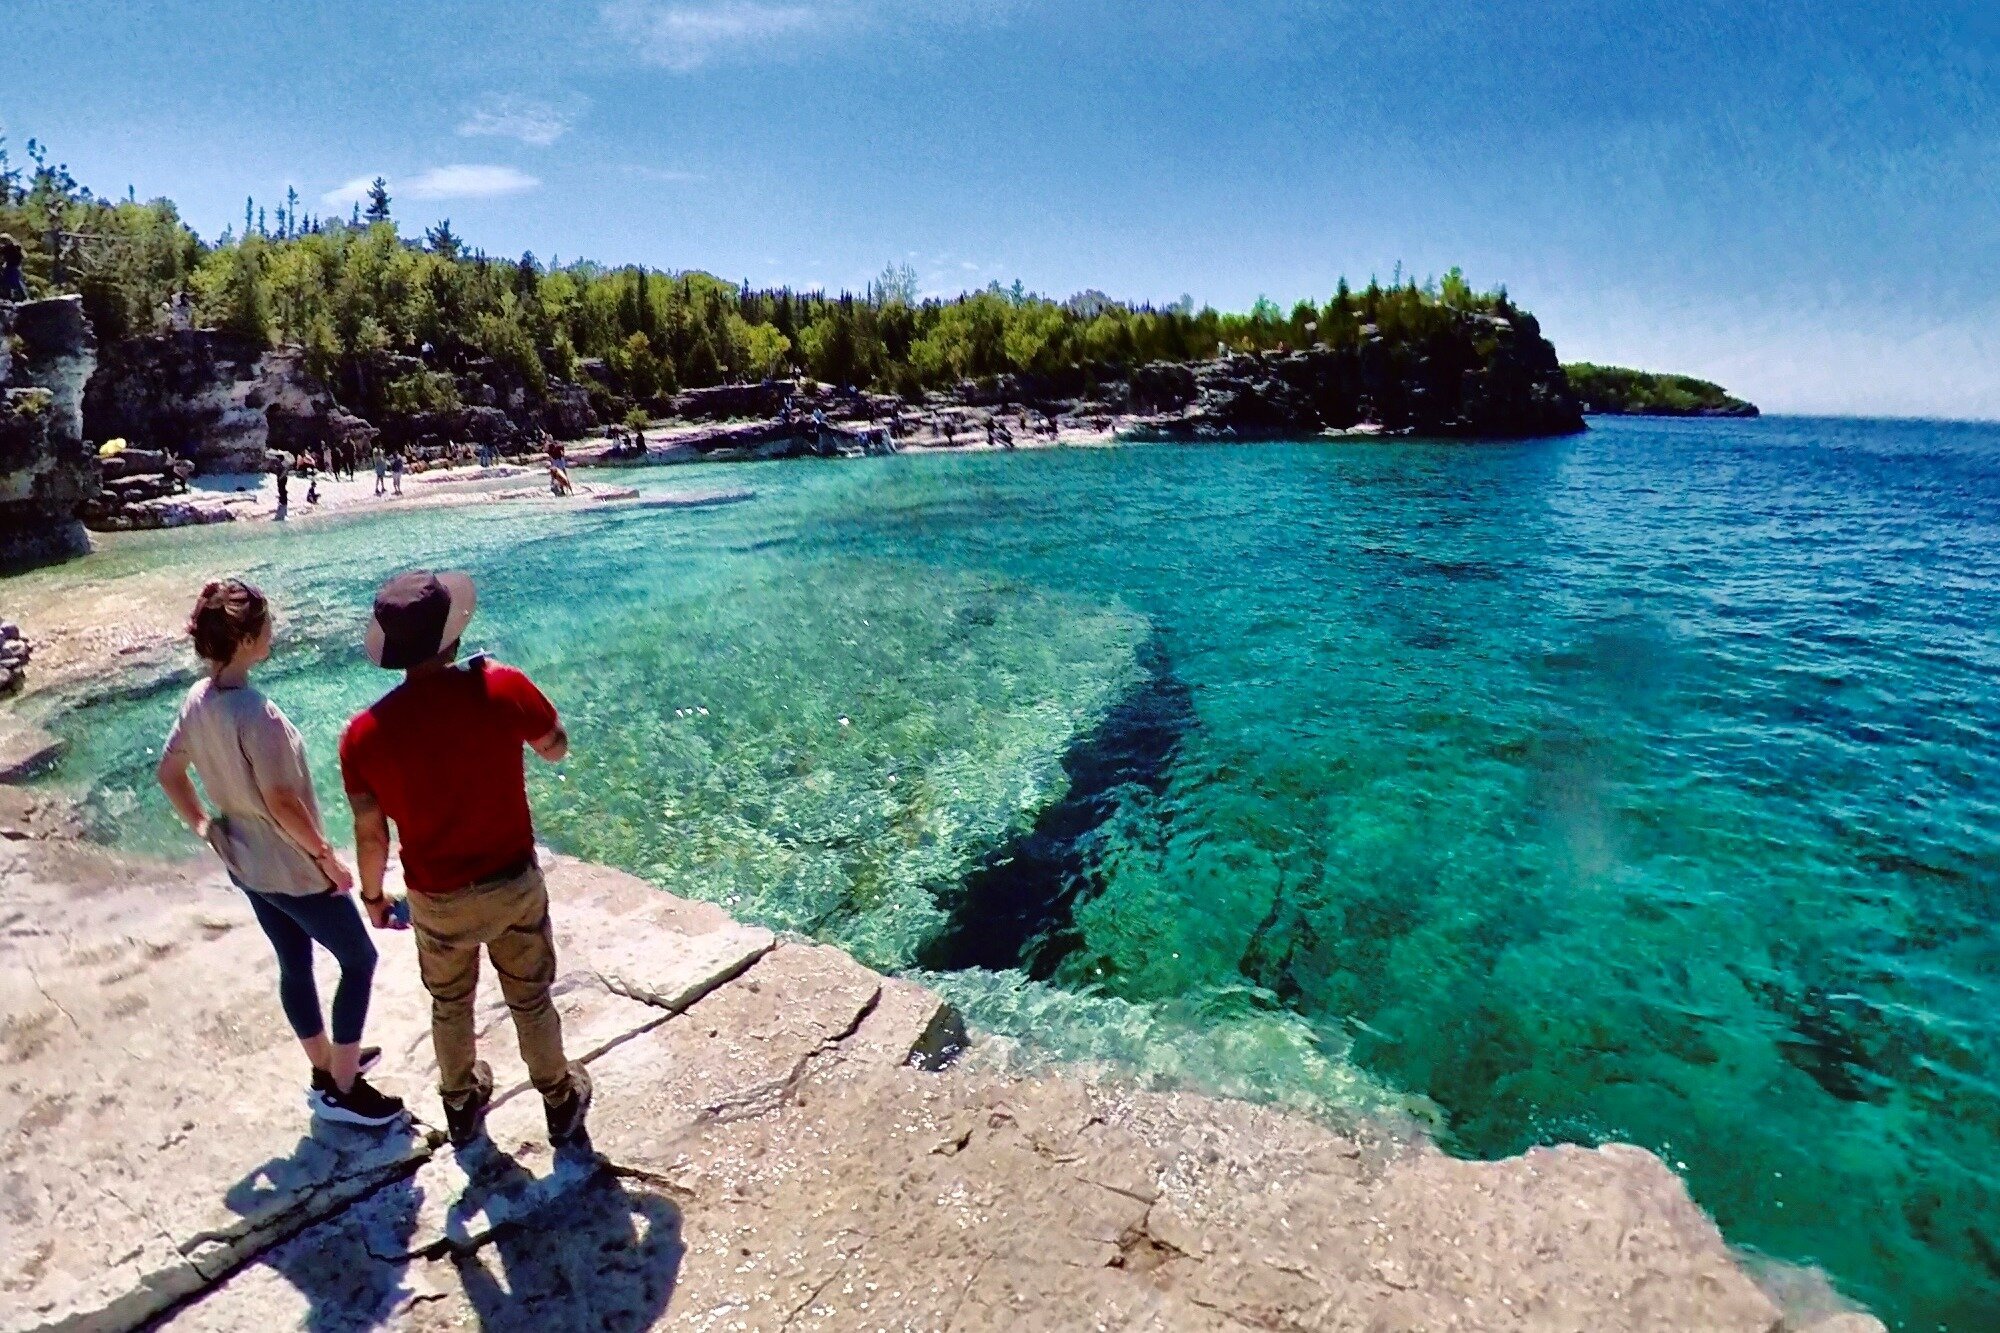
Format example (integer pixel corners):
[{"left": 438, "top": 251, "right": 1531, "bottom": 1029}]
[{"left": 18, "top": 417, "right": 1999, "bottom": 1329}]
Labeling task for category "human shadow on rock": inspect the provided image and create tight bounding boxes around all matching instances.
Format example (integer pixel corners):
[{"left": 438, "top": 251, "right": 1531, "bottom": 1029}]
[
  {"left": 451, "top": 1140, "right": 686, "bottom": 1332},
  {"left": 211, "top": 1120, "right": 427, "bottom": 1333}
]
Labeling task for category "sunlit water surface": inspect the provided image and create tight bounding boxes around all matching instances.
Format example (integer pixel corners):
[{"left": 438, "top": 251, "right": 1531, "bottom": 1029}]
[{"left": 18, "top": 417, "right": 1999, "bottom": 1329}]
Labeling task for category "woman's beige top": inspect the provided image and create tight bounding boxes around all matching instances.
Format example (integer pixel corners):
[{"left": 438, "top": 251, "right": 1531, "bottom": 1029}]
[{"left": 163, "top": 678, "right": 330, "bottom": 894}]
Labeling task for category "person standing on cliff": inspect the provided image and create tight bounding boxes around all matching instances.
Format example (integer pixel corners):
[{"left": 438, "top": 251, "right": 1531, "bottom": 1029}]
[
  {"left": 339, "top": 572, "right": 592, "bottom": 1150},
  {"left": 0, "top": 234, "right": 26, "bottom": 302},
  {"left": 156, "top": 579, "right": 405, "bottom": 1128}
]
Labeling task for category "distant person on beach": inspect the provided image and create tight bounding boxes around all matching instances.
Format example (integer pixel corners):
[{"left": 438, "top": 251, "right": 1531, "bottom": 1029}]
[
  {"left": 305, "top": 477, "right": 320, "bottom": 506},
  {"left": 273, "top": 457, "right": 289, "bottom": 513},
  {"left": 155, "top": 579, "right": 405, "bottom": 1128},
  {"left": 339, "top": 571, "right": 592, "bottom": 1149},
  {"left": 0, "top": 234, "right": 26, "bottom": 301},
  {"left": 545, "top": 435, "right": 573, "bottom": 495},
  {"left": 373, "top": 450, "right": 388, "bottom": 497},
  {"left": 390, "top": 450, "right": 405, "bottom": 496}
]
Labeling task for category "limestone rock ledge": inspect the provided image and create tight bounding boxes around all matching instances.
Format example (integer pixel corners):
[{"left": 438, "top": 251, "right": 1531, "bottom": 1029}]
[
  {"left": 0, "top": 840, "right": 1878, "bottom": 1333},
  {"left": 0, "top": 297, "right": 99, "bottom": 568}
]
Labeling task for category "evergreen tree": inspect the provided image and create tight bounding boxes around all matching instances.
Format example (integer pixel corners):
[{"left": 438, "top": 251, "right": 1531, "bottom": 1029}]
[{"left": 363, "top": 177, "right": 391, "bottom": 224}]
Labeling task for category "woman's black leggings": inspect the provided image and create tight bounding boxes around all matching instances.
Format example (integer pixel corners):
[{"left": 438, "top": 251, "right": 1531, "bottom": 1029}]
[{"left": 239, "top": 885, "right": 377, "bottom": 1045}]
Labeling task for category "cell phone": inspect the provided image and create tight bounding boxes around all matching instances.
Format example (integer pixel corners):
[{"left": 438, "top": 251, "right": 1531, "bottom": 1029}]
[{"left": 388, "top": 895, "right": 412, "bottom": 928}]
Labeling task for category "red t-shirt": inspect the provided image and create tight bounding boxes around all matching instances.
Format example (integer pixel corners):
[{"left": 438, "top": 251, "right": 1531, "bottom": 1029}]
[{"left": 339, "top": 660, "right": 559, "bottom": 894}]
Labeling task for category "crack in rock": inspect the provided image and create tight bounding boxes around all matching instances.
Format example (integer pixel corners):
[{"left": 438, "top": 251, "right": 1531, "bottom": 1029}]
[{"left": 698, "top": 985, "right": 883, "bottom": 1126}]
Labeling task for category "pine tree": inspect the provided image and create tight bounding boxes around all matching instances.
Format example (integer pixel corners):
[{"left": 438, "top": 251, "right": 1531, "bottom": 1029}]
[{"left": 363, "top": 177, "right": 391, "bottom": 224}]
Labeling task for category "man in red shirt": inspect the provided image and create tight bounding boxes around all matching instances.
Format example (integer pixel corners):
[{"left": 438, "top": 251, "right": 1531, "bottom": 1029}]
[{"left": 340, "top": 570, "right": 591, "bottom": 1149}]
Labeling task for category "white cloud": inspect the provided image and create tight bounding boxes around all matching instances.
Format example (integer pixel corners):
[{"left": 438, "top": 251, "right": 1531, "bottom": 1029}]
[
  {"left": 601, "top": 1, "right": 823, "bottom": 70},
  {"left": 405, "top": 164, "right": 541, "bottom": 199},
  {"left": 600, "top": 0, "right": 1019, "bottom": 70},
  {"left": 321, "top": 165, "right": 541, "bottom": 208},
  {"left": 458, "top": 95, "right": 586, "bottom": 146},
  {"left": 323, "top": 176, "right": 379, "bottom": 206}
]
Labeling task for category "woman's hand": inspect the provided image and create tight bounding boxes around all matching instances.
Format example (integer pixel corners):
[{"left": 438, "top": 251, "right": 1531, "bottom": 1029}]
[{"left": 315, "top": 849, "right": 356, "bottom": 893}]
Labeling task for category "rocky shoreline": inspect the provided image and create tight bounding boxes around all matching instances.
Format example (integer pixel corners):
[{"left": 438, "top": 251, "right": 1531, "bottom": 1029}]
[
  {"left": 2, "top": 295, "right": 1587, "bottom": 566},
  {"left": 0, "top": 817, "right": 1878, "bottom": 1333}
]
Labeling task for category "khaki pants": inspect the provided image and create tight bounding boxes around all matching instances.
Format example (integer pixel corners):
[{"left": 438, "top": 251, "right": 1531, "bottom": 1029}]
[{"left": 407, "top": 861, "right": 573, "bottom": 1107}]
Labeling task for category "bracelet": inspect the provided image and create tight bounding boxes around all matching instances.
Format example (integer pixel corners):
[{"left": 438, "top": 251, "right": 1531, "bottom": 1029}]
[{"left": 360, "top": 891, "right": 387, "bottom": 905}]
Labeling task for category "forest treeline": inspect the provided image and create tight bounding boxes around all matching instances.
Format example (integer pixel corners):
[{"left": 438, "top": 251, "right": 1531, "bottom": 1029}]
[
  {"left": 1563, "top": 363, "right": 1758, "bottom": 416},
  {"left": 3, "top": 137, "right": 1542, "bottom": 410}
]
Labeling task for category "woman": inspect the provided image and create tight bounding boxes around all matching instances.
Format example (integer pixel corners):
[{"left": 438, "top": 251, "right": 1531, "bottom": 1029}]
[{"left": 156, "top": 579, "right": 405, "bottom": 1128}]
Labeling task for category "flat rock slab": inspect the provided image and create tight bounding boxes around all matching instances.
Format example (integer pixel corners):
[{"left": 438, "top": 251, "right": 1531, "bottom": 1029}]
[
  {"left": 0, "top": 871, "right": 440, "bottom": 1333},
  {"left": 0, "top": 723, "right": 64, "bottom": 782},
  {"left": 8, "top": 840, "right": 1882, "bottom": 1333},
  {"left": 403, "top": 1133, "right": 606, "bottom": 1258},
  {"left": 0, "top": 850, "right": 772, "bottom": 1333}
]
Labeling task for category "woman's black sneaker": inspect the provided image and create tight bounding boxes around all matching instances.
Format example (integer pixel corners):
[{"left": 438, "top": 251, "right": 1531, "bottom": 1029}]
[
  {"left": 307, "top": 1046, "right": 384, "bottom": 1104},
  {"left": 444, "top": 1060, "right": 495, "bottom": 1148},
  {"left": 545, "top": 1063, "right": 593, "bottom": 1145},
  {"left": 312, "top": 1073, "right": 407, "bottom": 1128}
]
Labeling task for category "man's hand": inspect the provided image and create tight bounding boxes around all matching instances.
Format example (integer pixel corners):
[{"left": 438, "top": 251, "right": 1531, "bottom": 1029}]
[
  {"left": 529, "top": 723, "right": 569, "bottom": 763},
  {"left": 362, "top": 892, "right": 406, "bottom": 931}
]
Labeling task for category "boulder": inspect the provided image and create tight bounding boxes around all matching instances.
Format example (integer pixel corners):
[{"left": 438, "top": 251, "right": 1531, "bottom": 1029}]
[
  {"left": 97, "top": 447, "right": 170, "bottom": 479},
  {"left": 539, "top": 379, "right": 597, "bottom": 439},
  {"left": 671, "top": 382, "right": 789, "bottom": 421},
  {"left": 87, "top": 494, "right": 238, "bottom": 531},
  {"left": 0, "top": 619, "right": 29, "bottom": 697}
]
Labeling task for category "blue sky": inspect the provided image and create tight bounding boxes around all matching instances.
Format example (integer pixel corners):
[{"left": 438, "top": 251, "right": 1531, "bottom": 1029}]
[{"left": 3, "top": 0, "right": 1995, "bottom": 418}]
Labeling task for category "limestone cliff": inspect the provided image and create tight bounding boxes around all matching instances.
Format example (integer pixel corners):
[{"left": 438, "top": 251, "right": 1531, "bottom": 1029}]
[
  {"left": 83, "top": 331, "right": 375, "bottom": 475},
  {"left": 0, "top": 296, "right": 99, "bottom": 568}
]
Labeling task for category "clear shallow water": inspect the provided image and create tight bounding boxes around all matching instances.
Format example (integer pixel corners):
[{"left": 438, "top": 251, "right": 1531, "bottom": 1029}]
[{"left": 19, "top": 418, "right": 2000, "bottom": 1329}]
